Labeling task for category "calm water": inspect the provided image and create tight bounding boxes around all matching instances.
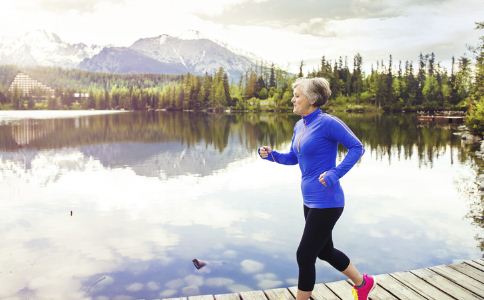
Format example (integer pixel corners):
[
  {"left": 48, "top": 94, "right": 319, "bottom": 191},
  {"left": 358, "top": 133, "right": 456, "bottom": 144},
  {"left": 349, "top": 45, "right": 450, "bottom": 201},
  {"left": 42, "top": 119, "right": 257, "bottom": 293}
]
[{"left": 0, "top": 111, "right": 481, "bottom": 300}]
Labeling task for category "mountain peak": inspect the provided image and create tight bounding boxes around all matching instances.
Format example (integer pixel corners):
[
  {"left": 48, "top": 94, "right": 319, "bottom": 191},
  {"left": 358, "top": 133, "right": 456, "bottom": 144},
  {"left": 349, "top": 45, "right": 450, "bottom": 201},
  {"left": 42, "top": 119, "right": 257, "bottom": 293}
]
[
  {"left": 177, "top": 30, "right": 203, "bottom": 40},
  {"left": 0, "top": 30, "right": 103, "bottom": 68},
  {"left": 24, "top": 30, "right": 62, "bottom": 43}
]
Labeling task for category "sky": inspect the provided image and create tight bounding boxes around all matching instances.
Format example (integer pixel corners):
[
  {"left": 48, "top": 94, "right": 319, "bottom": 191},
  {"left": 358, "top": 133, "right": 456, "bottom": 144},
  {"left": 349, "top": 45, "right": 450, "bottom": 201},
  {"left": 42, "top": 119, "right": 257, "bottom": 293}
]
[{"left": 0, "top": 0, "right": 482, "bottom": 73}]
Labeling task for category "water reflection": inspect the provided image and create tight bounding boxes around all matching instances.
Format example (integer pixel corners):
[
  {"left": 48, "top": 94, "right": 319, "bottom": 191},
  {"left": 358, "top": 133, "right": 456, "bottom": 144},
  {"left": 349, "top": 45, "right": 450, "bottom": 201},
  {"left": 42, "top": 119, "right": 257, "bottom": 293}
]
[{"left": 0, "top": 111, "right": 481, "bottom": 299}]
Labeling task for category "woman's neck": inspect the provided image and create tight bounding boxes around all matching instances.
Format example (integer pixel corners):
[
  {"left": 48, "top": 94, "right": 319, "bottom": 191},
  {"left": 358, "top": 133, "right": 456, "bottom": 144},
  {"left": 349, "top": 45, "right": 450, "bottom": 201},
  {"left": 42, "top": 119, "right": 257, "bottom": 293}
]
[{"left": 301, "top": 107, "right": 318, "bottom": 117}]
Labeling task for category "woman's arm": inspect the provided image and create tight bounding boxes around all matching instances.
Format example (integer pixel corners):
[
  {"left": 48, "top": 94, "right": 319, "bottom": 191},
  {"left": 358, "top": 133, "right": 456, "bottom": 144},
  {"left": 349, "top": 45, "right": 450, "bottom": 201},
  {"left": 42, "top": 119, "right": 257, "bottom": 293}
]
[
  {"left": 258, "top": 132, "right": 298, "bottom": 165},
  {"left": 323, "top": 116, "right": 365, "bottom": 187}
]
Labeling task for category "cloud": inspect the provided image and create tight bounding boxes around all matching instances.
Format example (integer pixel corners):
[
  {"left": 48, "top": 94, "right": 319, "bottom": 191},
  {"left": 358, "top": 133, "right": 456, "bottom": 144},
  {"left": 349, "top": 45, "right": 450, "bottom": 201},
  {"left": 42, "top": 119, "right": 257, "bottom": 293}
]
[
  {"left": 240, "top": 259, "right": 264, "bottom": 273},
  {"left": 223, "top": 250, "right": 238, "bottom": 258},
  {"left": 184, "top": 274, "right": 204, "bottom": 286},
  {"left": 227, "top": 284, "right": 252, "bottom": 293},
  {"left": 254, "top": 273, "right": 283, "bottom": 289},
  {"left": 36, "top": 0, "right": 125, "bottom": 13},
  {"left": 285, "top": 278, "right": 298, "bottom": 286},
  {"left": 125, "top": 282, "right": 144, "bottom": 292},
  {"left": 165, "top": 279, "right": 184, "bottom": 289},
  {"left": 159, "top": 289, "right": 177, "bottom": 297},
  {"left": 205, "top": 277, "right": 235, "bottom": 287},
  {"left": 146, "top": 281, "right": 160, "bottom": 291},
  {"left": 182, "top": 285, "right": 200, "bottom": 296}
]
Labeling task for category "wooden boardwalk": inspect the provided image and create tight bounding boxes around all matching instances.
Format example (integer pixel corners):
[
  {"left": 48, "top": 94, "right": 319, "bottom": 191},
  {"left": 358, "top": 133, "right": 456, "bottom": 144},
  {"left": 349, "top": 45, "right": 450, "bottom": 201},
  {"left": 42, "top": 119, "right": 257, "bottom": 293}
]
[{"left": 163, "top": 258, "right": 484, "bottom": 300}]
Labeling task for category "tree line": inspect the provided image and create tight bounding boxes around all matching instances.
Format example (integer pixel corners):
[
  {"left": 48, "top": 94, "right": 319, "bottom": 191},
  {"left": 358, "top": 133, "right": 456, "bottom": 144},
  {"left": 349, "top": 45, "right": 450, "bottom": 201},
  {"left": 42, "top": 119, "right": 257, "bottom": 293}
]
[
  {"left": 0, "top": 51, "right": 476, "bottom": 113},
  {"left": 0, "top": 22, "right": 481, "bottom": 133}
]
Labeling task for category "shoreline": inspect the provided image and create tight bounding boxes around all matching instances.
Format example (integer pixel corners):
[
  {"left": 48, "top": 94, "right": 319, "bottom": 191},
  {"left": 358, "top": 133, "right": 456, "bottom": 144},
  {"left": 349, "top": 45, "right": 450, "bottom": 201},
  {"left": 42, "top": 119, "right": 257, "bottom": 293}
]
[{"left": 0, "top": 110, "right": 127, "bottom": 123}]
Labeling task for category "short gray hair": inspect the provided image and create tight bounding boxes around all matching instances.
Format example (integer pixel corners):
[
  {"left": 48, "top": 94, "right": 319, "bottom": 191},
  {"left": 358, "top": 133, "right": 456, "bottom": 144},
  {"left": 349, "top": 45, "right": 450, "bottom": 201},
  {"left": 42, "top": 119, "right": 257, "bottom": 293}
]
[{"left": 292, "top": 77, "right": 332, "bottom": 107}]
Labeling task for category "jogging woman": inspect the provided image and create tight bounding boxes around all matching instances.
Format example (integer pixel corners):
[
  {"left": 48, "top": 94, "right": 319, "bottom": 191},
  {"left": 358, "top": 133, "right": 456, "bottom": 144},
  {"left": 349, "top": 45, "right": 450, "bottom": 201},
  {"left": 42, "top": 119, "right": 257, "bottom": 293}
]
[{"left": 258, "top": 77, "right": 376, "bottom": 300}]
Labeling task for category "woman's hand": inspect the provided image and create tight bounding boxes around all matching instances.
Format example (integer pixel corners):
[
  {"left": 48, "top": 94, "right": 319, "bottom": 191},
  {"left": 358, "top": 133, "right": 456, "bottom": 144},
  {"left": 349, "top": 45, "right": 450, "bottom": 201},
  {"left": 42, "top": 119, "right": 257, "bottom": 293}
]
[
  {"left": 319, "top": 172, "right": 328, "bottom": 187},
  {"left": 258, "top": 146, "right": 272, "bottom": 158}
]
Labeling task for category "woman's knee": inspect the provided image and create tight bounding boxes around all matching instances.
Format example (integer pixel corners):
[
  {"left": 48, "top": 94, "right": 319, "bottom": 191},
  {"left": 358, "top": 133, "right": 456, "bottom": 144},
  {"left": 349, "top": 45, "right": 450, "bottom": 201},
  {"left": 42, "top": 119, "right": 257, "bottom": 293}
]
[{"left": 296, "top": 246, "right": 317, "bottom": 266}]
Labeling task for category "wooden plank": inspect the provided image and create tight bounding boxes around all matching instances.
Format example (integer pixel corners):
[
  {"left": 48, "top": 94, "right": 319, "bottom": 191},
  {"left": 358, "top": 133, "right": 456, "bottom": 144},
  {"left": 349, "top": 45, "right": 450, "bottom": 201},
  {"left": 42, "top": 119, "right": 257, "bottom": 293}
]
[
  {"left": 214, "top": 293, "right": 240, "bottom": 300},
  {"left": 374, "top": 274, "right": 426, "bottom": 299},
  {"left": 189, "top": 296, "right": 215, "bottom": 300},
  {"left": 325, "top": 280, "right": 354, "bottom": 299},
  {"left": 312, "top": 283, "right": 340, "bottom": 300},
  {"left": 347, "top": 279, "right": 398, "bottom": 300},
  {"left": 264, "top": 288, "right": 294, "bottom": 300},
  {"left": 430, "top": 265, "right": 484, "bottom": 296},
  {"left": 466, "top": 260, "right": 484, "bottom": 272},
  {"left": 288, "top": 283, "right": 341, "bottom": 300},
  {"left": 449, "top": 262, "right": 484, "bottom": 283},
  {"left": 474, "top": 259, "right": 484, "bottom": 267},
  {"left": 390, "top": 271, "right": 455, "bottom": 300},
  {"left": 411, "top": 268, "right": 482, "bottom": 300},
  {"left": 286, "top": 286, "right": 298, "bottom": 299},
  {"left": 239, "top": 290, "right": 267, "bottom": 300}
]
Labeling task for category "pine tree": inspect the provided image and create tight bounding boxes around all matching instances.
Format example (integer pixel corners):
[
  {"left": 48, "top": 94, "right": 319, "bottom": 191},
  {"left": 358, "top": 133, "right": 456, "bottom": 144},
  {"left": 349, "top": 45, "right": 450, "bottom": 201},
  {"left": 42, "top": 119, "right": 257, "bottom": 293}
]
[
  {"left": 269, "top": 64, "right": 276, "bottom": 88},
  {"left": 298, "top": 61, "right": 304, "bottom": 78},
  {"left": 352, "top": 53, "right": 363, "bottom": 102}
]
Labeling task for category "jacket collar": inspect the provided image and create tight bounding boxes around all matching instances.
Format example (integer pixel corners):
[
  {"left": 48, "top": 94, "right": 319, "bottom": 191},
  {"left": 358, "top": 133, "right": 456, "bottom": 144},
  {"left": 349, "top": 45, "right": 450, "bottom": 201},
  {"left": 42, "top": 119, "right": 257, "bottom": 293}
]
[{"left": 302, "top": 108, "right": 321, "bottom": 126}]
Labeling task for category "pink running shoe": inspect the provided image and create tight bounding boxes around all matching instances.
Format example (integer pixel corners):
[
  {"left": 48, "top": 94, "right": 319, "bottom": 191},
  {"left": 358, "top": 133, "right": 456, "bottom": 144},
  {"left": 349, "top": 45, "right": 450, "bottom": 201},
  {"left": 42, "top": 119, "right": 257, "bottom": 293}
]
[{"left": 352, "top": 274, "right": 376, "bottom": 300}]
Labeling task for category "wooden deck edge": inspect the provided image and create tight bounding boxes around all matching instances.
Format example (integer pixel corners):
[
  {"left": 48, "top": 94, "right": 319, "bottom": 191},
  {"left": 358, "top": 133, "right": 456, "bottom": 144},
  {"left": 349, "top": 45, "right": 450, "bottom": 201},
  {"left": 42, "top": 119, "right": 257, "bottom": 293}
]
[{"left": 162, "top": 258, "right": 484, "bottom": 300}]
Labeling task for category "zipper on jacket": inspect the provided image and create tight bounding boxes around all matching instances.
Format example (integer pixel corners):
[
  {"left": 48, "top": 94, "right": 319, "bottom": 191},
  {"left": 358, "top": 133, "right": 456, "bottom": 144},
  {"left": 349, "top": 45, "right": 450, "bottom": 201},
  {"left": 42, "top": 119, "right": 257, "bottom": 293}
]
[{"left": 297, "top": 119, "right": 307, "bottom": 153}]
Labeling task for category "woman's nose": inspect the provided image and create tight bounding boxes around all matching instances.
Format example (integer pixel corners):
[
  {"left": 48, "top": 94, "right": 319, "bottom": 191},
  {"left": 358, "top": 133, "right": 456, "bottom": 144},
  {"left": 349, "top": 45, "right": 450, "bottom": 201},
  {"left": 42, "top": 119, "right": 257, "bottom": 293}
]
[{"left": 291, "top": 97, "right": 295, "bottom": 103}]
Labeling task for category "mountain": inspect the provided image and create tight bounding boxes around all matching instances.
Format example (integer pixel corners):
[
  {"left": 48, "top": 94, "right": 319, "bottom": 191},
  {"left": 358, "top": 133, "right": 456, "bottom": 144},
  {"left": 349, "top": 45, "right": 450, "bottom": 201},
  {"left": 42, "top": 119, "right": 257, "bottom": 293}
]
[
  {"left": 0, "top": 30, "right": 257, "bottom": 79},
  {"left": 0, "top": 30, "right": 102, "bottom": 68},
  {"left": 82, "top": 34, "right": 255, "bottom": 79},
  {"left": 78, "top": 47, "right": 187, "bottom": 74}
]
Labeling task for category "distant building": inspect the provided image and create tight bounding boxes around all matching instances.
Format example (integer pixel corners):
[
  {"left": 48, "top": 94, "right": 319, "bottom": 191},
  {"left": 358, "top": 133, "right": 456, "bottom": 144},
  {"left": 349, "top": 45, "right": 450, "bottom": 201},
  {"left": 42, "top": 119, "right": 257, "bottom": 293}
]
[
  {"left": 8, "top": 72, "right": 55, "bottom": 99},
  {"left": 73, "top": 92, "right": 89, "bottom": 98}
]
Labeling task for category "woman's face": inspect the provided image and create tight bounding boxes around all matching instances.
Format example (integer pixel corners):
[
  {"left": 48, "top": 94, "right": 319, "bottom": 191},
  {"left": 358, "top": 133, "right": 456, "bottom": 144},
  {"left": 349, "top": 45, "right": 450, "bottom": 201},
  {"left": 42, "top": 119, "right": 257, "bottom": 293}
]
[{"left": 291, "top": 86, "right": 313, "bottom": 116}]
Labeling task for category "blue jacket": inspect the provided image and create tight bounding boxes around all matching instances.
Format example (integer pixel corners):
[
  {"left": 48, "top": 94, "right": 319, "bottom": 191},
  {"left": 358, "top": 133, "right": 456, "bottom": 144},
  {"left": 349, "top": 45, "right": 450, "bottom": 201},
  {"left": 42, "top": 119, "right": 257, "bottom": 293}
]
[{"left": 261, "top": 109, "right": 364, "bottom": 208}]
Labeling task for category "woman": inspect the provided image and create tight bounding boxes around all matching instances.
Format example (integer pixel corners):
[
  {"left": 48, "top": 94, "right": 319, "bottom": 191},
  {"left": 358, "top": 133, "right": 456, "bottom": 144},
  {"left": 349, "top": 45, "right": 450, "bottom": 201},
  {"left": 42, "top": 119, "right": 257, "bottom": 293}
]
[{"left": 258, "top": 77, "right": 376, "bottom": 300}]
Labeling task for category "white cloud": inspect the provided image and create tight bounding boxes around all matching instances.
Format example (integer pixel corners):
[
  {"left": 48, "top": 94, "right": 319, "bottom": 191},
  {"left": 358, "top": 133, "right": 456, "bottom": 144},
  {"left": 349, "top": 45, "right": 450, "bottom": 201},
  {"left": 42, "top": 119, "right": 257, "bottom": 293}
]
[
  {"left": 165, "top": 279, "right": 184, "bottom": 289},
  {"left": 125, "top": 282, "right": 144, "bottom": 292},
  {"left": 285, "top": 278, "right": 298, "bottom": 286},
  {"left": 227, "top": 283, "right": 252, "bottom": 292},
  {"left": 254, "top": 273, "right": 283, "bottom": 289},
  {"left": 205, "top": 277, "right": 235, "bottom": 287},
  {"left": 223, "top": 250, "right": 238, "bottom": 258},
  {"left": 0, "top": 0, "right": 481, "bottom": 73},
  {"left": 146, "top": 281, "right": 160, "bottom": 291},
  {"left": 240, "top": 259, "right": 264, "bottom": 273},
  {"left": 159, "top": 289, "right": 177, "bottom": 297},
  {"left": 184, "top": 274, "right": 204, "bottom": 286},
  {"left": 182, "top": 285, "right": 200, "bottom": 296}
]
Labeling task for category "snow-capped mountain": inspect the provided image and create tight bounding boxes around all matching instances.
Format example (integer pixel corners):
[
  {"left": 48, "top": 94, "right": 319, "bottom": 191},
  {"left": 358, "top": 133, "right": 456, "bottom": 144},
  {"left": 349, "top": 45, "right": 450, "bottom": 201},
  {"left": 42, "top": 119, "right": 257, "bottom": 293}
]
[
  {"left": 81, "top": 34, "right": 255, "bottom": 79},
  {"left": 0, "top": 30, "right": 258, "bottom": 79},
  {"left": 0, "top": 30, "right": 103, "bottom": 68},
  {"left": 79, "top": 47, "right": 188, "bottom": 74}
]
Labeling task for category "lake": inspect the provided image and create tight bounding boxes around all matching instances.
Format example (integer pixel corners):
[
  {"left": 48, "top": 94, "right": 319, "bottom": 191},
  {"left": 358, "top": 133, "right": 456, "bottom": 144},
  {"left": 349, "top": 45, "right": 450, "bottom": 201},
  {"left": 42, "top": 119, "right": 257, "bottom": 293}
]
[{"left": 0, "top": 110, "right": 481, "bottom": 300}]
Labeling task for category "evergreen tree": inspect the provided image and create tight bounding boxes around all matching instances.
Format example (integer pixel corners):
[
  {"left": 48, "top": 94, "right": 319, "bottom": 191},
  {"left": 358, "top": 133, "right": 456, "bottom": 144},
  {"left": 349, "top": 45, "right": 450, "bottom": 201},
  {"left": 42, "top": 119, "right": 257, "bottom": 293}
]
[
  {"left": 298, "top": 60, "right": 304, "bottom": 78},
  {"left": 352, "top": 53, "right": 363, "bottom": 102},
  {"left": 269, "top": 63, "right": 276, "bottom": 88}
]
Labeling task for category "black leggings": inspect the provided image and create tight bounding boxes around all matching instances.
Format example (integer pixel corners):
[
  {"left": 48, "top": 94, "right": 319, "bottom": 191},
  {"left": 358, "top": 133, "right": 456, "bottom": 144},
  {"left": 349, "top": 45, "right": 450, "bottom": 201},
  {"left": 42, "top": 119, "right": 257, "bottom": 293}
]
[{"left": 297, "top": 205, "right": 350, "bottom": 291}]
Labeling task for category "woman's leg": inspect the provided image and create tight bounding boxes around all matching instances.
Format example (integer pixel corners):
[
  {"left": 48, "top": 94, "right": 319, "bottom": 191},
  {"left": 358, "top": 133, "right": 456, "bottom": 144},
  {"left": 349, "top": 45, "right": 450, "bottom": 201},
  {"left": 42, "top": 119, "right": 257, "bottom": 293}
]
[
  {"left": 341, "top": 262, "right": 364, "bottom": 286},
  {"left": 315, "top": 219, "right": 364, "bottom": 286},
  {"left": 296, "top": 206, "right": 344, "bottom": 300}
]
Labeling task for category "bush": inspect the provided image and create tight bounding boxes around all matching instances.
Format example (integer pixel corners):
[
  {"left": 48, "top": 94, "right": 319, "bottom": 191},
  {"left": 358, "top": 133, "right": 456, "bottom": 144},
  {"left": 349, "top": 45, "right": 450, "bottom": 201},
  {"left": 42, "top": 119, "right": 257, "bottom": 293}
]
[{"left": 466, "top": 97, "right": 484, "bottom": 135}]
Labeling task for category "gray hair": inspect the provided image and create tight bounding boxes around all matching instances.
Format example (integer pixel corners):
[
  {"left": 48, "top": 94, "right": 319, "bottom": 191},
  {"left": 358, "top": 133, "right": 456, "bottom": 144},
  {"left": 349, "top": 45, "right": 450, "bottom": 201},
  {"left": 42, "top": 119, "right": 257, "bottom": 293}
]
[{"left": 292, "top": 77, "right": 332, "bottom": 107}]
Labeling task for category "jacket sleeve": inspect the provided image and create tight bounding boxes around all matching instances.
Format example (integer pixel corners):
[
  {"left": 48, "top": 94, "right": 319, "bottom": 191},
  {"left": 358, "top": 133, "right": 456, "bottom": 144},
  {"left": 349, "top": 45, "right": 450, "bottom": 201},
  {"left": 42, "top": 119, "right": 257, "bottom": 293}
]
[
  {"left": 258, "top": 132, "right": 298, "bottom": 165},
  {"left": 323, "top": 117, "right": 364, "bottom": 187}
]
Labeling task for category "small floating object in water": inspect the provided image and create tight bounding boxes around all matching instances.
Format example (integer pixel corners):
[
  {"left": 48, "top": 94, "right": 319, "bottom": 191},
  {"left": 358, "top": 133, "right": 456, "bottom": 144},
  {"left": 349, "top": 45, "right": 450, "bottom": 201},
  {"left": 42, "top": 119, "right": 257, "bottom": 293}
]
[
  {"left": 70, "top": 211, "right": 73, "bottom": 216},
  {"left": 192, "top": 258, "right": 207, "bottom": 270}
]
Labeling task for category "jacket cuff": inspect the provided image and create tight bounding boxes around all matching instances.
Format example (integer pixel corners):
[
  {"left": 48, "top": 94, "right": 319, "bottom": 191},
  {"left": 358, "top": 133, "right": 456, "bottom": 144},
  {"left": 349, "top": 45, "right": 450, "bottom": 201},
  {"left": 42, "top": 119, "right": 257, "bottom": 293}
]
[
  {"left": 258, "top": 147, "right": 276, "bottom": 162},
  {"left": 324, "top": 169, "right": 339, "bottom": 187}
]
